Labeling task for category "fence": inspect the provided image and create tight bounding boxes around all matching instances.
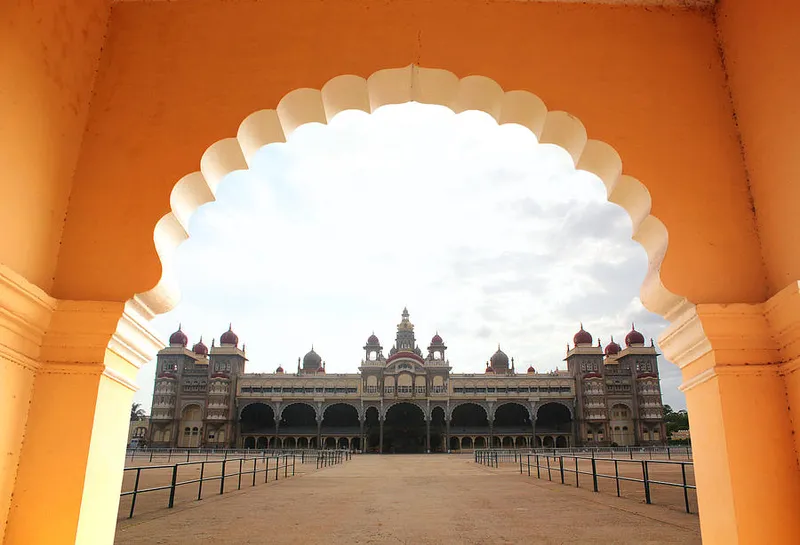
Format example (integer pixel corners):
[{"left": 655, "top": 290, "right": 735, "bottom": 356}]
[
  {"left": 469, "top": 446, "right": 692, "bottom": 463},
  {"left": 125, "top": 448, "right": 326, "bottom": 465},
  {"left": 517, "top": 453, "right": 697, "bottom": 514},
  {"left": 120, "top": 450, "right": 350, "bottom": 519},
  {"left": 528, "top": 446, "right": 693, "bottom": 460}
]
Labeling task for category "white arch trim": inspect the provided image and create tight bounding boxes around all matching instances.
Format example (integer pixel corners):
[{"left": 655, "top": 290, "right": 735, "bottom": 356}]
[{"left": 136, "top": 65, "right": 688, "bottom": 322}]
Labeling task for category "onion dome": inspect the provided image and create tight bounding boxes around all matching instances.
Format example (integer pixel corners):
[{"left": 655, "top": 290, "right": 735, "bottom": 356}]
[
  {"left": 604, "top": 336, "right": 621, "bottom": 356},
  {"left": 303, "top": 348, "right": 322, "bottom": 369},
  {"left": 367, "top": 333, "right": 380, "bottom": 345},
  {"left": 169, "top": 325, "right": 188, "bottom": 347},
  {"left": 527, "top": 365, "right": 536, "bottom": 374},
  {"left": 192, "top": 337, "right": 208, "bottom": 355},
  {"left": 485, "top": 363, "right": 495, "bottom": 374},
  {"left": 431, "top": 333, "right": 443, "bottom": 345},
  {"left": 317, "top": 365, "right": 325, "bottom": 374},
  {"left": 275, "top": 365, "right": 284, "bottom": 374},
  {"left": 220, "top": 324, "right": 239, "bottom": 347},
  {"left": 490, "top": 346, "right": 510, "bottom": 369},
  {"left": 573, "top": 324, "right": 593, "bottom": 346},
  {"left": 625, "top": 324, "right": 645, "bottom": 347}
]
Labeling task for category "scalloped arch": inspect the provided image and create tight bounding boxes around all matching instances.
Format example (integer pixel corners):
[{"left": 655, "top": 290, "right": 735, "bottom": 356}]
[
  {"left": 493, "top": 400, "right": 533, "bottom": 420},
  {"left": 136, "top": 65, "right": 689, "bottom": 321},
  {"left": 536, "top": 400, "right": 575, "bottom": 419},
  {"left": 382, "top": 400, "right": 427, "bottom": 420}
]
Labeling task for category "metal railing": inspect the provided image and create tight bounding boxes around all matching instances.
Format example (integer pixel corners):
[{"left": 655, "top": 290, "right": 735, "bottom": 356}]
[
  {"left": 121, "top": 453, "right": 296, "bottom": 519},
  {"left": 315, "top": 449, "right": 350, "bottom": 469},
  {"left": 475, "top": 450, "right": 500, "bottom": 467},
  {"left": 125, "top": 448, "right": 325, "bottom": 464},
  {"left": 518, "top": 453, "right": 697, "bottom": 514},
  {"left": 528, "top": 446, "right": 693, "bottom": 460}
]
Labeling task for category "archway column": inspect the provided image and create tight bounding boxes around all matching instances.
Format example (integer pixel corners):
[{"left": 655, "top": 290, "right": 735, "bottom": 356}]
[
  {"left": 4, "top": 296, "right": 161, "bottom": 545},
  {"left": 660, "top": 285, "right": 800, "bottom": 545}
]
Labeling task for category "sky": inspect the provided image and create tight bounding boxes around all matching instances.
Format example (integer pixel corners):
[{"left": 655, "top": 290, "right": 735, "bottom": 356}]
[{"left": 133, "top": 103, "right": 686, "bottom": 411}]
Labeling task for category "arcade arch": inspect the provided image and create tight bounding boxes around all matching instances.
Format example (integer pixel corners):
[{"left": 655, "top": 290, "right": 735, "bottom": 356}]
[
  {"left": 383, "top": 402, "right": 426, "bottom": 454},
  {"left": 450, "top": 403, "right": 489, "bottom": 430},
  {"left": 280, "top": 403, "right": 317, "bottom": 430},
  {"left": 240, "top": 403, "right": 276, "bottom": 434}
]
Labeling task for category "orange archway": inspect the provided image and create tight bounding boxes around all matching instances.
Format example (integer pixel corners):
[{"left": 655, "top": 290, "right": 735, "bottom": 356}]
[{"left": 3, "top": 2, "right": 800, "bottom": 545}]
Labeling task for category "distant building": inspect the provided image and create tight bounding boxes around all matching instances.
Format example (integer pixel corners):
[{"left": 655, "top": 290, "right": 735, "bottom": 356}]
[
  {"left": 670, "top": 429, "right": 691, "bottom": 441},
  {"left": 128, "top": 420, "right": 149, "bottom": 448},
  {"left": 148, "top": 309, "right": 666, "bottom": 452}
]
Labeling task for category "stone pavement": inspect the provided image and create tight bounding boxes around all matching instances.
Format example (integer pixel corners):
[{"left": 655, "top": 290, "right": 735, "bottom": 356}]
[{"left": 115, "top": 454, "right": 701, "bottom": 544}]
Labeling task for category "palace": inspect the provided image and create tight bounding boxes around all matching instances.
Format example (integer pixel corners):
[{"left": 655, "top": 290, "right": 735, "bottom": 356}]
[{"left": 148, "top": 309, "right": 666, "bottom": 452}]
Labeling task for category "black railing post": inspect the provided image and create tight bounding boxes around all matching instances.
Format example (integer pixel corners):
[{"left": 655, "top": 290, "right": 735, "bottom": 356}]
[
  {"left": 614, "top": 460, "right": 621, "bottom": 497},
  {"left": 265, "top": 457, "right": 269, "bottom": 484},
  {"left": 275, "top": 456, "right": 279, "bottom": 480},
  {"left": 238, "top": 459, "right": 243, "bottom": 490},
  {"left": 642, "top": 461, "right": 651, "bottom": 504},
  {"left": 198, "top": 461, "right": 206, "bottom": 500},
  {"left": 559, "top": 457, "right": 565, "bottom": 484},
  {"left": 292, "top": 454, "right": 296, "bottom": 476},
  {"left": 575, "top": 457, "right": 579, "bottom": 487},
  {"left": 220, "top": 460, "right": 227, "bottom": 494},
  {"left": 682, "top": 463, "right": 690, "bottom": 513},
  {"left": 168, "top": 464, "right": 178, "bottom": 508},
  {"left": 129, "top": 468, "right": 142, "bottom": 519},
  {"left": 252, "top": 457, "right": 257, "bottom": 487},
  {"left": 149, "top": 450, "right": 154, "bottom": 463},
  {"left": 591, "top": 457, "right": 598, "bottom": 492},
  {"left": 285, "top": 456, "right": 289, "bottom": 478}
]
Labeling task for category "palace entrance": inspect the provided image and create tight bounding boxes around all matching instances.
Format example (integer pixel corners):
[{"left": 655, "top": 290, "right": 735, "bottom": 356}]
[{"left": 383, "top": 403, "right": 426, "bottom": 454}]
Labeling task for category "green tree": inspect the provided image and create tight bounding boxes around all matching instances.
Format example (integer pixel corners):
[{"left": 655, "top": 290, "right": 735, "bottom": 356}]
[{"left": 130, "top": 402, "right": 147, "bottom": 422}]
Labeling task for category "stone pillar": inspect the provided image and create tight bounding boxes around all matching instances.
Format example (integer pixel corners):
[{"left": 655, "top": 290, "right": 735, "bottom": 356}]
[
  {"left": 660, "top": 290, "right": 800, "bottom": 545},
  {"left": 489, "top": 420, "right": 494, "bottom": 448},
  {"left": 531, "top": 418, "right": 537, "bottom": 449},
  {"left": 445, "top": 418, "right": 451, "bottom": 453},
  {"left": 274, "top": 422, "right": 280, "bottom": 449},
  {"left": 379, "top": 417, "right": 384, "bottom": 454},
  {"left": 316, "top": 419, "right": 322, "bottom": 450},
  {"left": 359, "top": 418, "right": 365, "bottom": 453},
  {"left": 426, "top": 418, "right": 431, "bottom": 453},
  {"left": 4, "top": 299, "right": 161, "bottom": 545}
]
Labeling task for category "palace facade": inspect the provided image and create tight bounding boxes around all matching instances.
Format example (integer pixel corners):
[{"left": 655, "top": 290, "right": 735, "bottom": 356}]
[{"left": 148, "top": 309, "right": 666, "bottom": 452}]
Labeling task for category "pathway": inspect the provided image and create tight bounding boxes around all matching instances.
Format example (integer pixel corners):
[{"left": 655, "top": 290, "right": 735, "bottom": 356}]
[{"left": 115, "top": 454, "right": 701, "bottom": 544}]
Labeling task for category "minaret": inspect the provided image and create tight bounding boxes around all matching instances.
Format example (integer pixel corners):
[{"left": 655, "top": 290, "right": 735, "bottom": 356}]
[{"left": 394, "top": 307, "right": 416, "bottom": 352}]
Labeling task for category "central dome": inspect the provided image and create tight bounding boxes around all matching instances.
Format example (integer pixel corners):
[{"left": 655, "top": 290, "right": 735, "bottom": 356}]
[
  {"left": 490, "top": 346, "right": 509, "bottom": 369},
  {"left": 303, "top": 348, "right": 322, "bottom": 369}
]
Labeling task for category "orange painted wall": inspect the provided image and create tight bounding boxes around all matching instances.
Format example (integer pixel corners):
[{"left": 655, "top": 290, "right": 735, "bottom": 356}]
[
  {"left": 0, "top": 0, "right": 112, "bottom": 292},
  {"left": 53, "top": 1, "right": 765, "bottom": 307},
  {"left": 717, "top": 0, "right": 800, "bottom": 296}
]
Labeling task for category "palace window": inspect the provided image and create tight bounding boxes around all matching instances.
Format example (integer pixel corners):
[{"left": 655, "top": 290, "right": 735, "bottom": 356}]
[{"left": 453, "top": 387, "right": 464, "bottom": 394}]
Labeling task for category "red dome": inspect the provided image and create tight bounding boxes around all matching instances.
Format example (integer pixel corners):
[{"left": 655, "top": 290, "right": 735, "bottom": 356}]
[
  {"left": 220, "top": 325, "right": 239, "bottom": 346},
  {"left": 169, "top": 326, "right": 188, "bottom": 347},
  {"left": 485, "top": 365, "right": 495, "bottom": 374},
  {"left": 317, "top": 365, "right": 325, "bottom": 373},
  {"left": 192, "top": 338, "right": 208, "bottom": 355},
  {"left": 431, "top": 333, "right": 443, "bottom": 344},
  {"left": 276, "top": 365, "right": 284, "bottom": 373},
  {"left": 604, "top": 337, "right": 621, "bottom": 356},
  {"left": 573, "top": 325, "right": 593, "bottom": 346},
  {"left": 625, "top": 324, "right": 645, "bottom": 346},
  {"left": 527, "top": 365, "right": 536, "bottom": 374},
  {"left": 367, "top": 334, "right": 380, "bottom": 345}
]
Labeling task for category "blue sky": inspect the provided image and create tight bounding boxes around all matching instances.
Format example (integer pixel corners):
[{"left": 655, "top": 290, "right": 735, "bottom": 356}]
[{"left": 134, "top": 103, "right": 686, "bottom": 410}]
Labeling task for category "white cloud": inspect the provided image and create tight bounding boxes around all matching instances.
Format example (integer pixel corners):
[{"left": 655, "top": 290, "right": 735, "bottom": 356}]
[{"left": 134, "top": 103, "right": 686, "bottom": 411}]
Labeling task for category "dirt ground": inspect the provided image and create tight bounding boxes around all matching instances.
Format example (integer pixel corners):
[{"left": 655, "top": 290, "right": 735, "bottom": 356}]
[{"left": 115, "top": 454, "right": 700, "bottom": 545}]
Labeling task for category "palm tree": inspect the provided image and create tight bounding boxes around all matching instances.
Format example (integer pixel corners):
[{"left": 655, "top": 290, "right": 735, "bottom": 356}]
[{"left": 130, "top": 402, "right": 147, "bottom": 421}]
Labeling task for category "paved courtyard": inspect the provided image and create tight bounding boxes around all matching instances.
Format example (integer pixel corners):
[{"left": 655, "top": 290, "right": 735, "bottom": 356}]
[{"left": 115, "top": 455, "right": 701, "bottom": 544}]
